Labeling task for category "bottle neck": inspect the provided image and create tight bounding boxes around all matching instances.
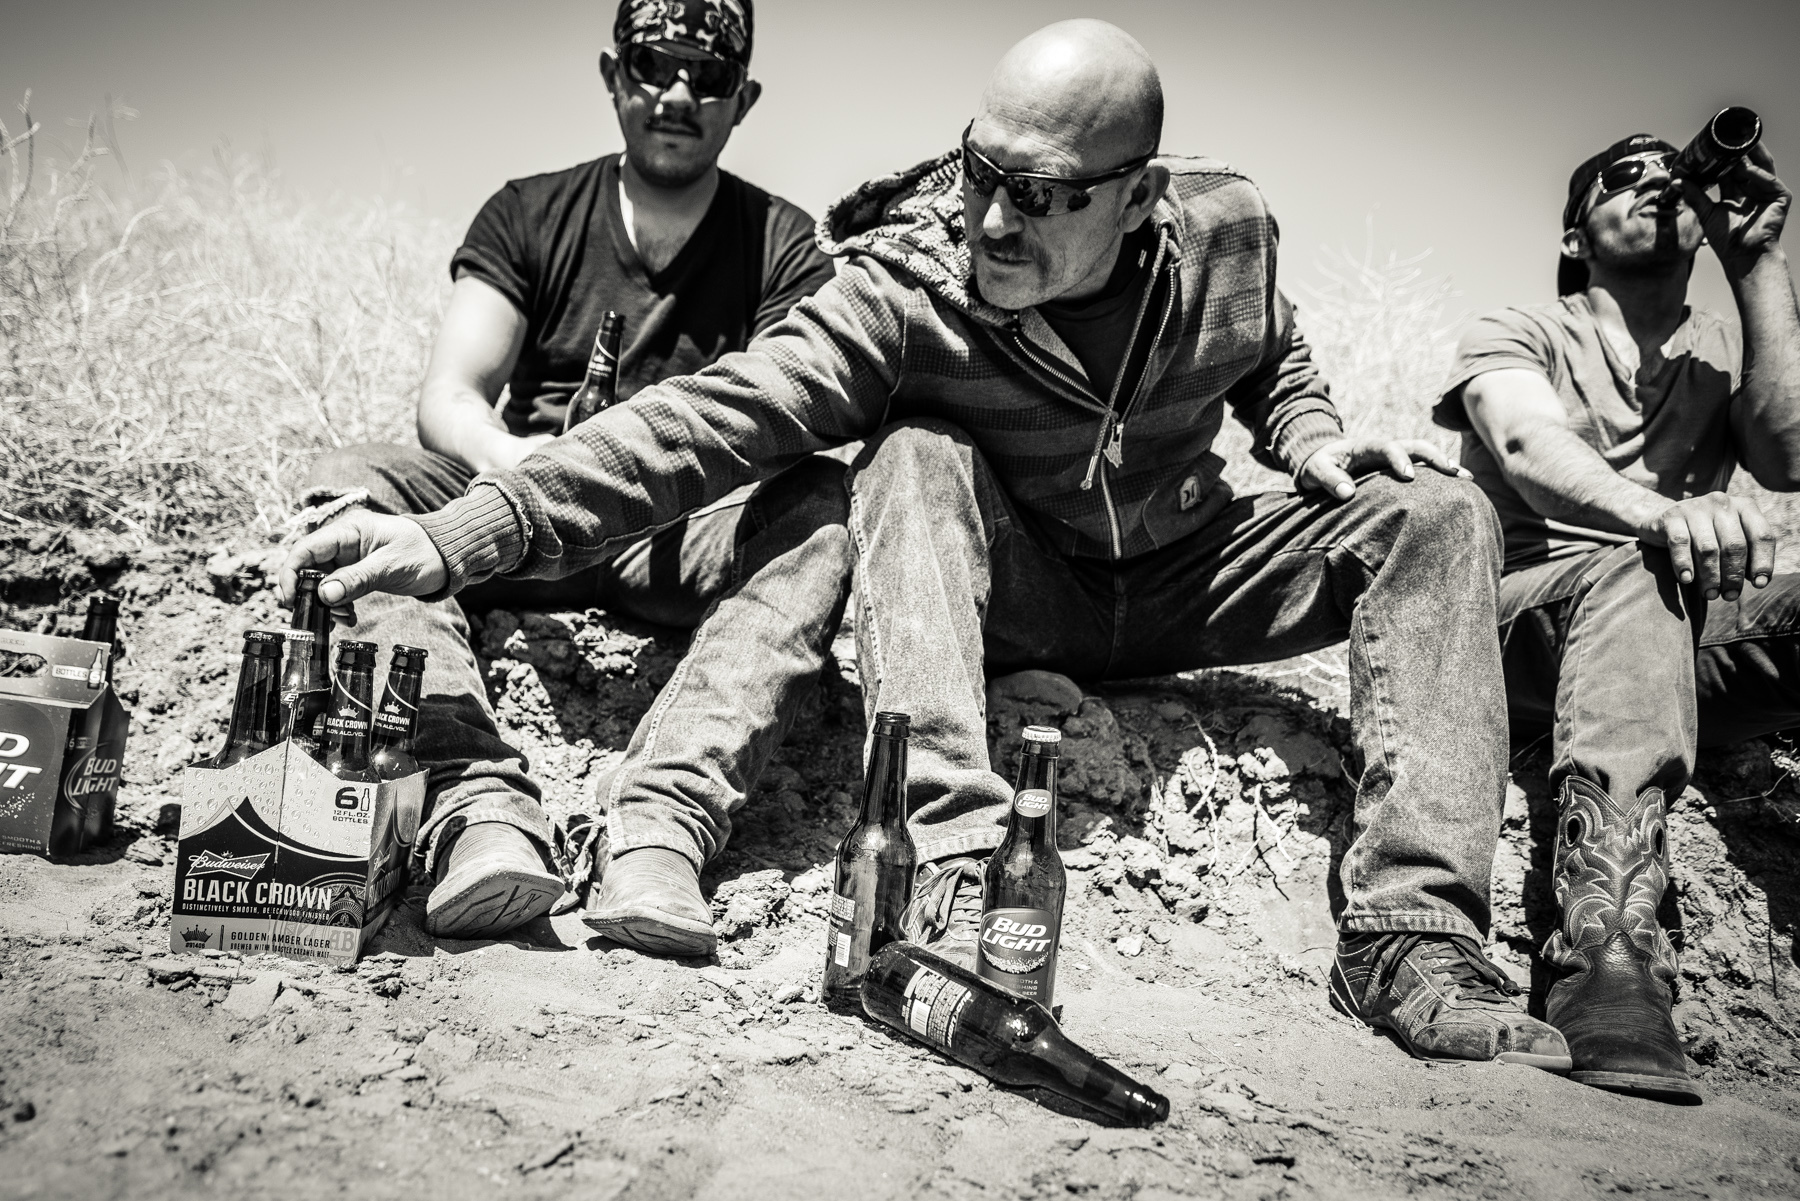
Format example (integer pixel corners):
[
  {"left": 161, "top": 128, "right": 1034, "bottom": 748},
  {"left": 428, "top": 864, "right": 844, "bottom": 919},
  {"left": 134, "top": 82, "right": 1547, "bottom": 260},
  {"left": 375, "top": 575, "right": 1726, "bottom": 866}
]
[
  {"left": 322, "top": 666, "right": 375, "bottom": 761},
  {"left": 225, "top": 655, "right": 283, "bottom": 751},
  {"left": 858, "top": 731, "right": 908, "bottom": 828},
  {"left": 82, "top": 611, "right": 118, "bottom": 683},
  {"left": 1006, "top": 747, "right": 1057, "bottom": 850},
  {"left": 372, "top": 669, "right": 424, "bottom": 750}
]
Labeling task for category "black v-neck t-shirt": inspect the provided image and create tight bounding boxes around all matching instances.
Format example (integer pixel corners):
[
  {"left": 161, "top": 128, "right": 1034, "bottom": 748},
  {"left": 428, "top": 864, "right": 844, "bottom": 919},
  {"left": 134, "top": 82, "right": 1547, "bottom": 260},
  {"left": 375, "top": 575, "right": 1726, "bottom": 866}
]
[
  {"left": 1037, "top": 224, "right": 1156, "bottom": 401},
  {"left": 451, "top": 153, "right": 835, "bottom": 436}
]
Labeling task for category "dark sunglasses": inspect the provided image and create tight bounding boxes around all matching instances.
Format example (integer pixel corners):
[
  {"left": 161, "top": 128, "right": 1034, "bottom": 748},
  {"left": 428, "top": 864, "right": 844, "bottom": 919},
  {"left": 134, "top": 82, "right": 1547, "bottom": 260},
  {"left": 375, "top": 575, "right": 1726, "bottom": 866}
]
[
  {"left": 960, "top": 123, "right": 1154, "bottom": 217},
  {"left": 621, "top": 42, "right": 746, "bottom": 101},
  {"left": 1594, "top": 152, "right": 1675, "bottom": 201}
]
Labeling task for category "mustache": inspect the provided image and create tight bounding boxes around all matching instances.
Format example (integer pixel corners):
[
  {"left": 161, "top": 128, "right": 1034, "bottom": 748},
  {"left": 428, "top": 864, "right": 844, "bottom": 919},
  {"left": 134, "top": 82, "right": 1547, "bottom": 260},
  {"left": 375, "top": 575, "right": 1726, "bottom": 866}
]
[{"left": 978, "top": 233, "right": 1036, "bottom": 262}]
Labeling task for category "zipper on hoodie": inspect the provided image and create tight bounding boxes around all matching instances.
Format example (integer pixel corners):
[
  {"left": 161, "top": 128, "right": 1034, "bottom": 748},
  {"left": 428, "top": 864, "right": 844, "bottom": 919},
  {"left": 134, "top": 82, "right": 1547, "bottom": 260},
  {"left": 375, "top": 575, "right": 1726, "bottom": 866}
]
[{"left": 1079, "top": 231, "right": 1175, "bottom": 559}]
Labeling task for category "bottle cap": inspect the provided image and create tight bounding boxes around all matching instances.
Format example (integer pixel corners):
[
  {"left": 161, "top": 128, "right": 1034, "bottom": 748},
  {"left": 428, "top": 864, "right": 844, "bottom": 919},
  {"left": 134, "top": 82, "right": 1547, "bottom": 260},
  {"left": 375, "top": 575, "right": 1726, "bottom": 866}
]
[
  {"left": 336, "top": 640, "right": 378, "bottom": 664},
  {"left": 284, "top": 630, "right": 316, "bottom": 646},
  {"left": 87, "top": 594, "right": 120, "bottom": 615},
  {"left": 242, "top": 630, "right": 285, "bottom": 657},
  {"left": 391, "top": 645, "right": 430, "bottom": 671},
  {"left": 873, "top": 710, "right": 910, "bottom": 736},
  {"left": 1021, "top": 725, "right": 1062, "bottom": 744},
  {"left": 295, "top": 568, "right": 323, "bottom": 587}
]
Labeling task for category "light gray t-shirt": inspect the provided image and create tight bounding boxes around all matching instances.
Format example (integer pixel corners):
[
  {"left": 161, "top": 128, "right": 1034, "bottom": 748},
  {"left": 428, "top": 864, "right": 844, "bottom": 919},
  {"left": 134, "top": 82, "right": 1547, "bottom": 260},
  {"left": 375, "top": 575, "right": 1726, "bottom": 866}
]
[{"left": 1435, "top": 294, "right": 1743, "bottom": 568}]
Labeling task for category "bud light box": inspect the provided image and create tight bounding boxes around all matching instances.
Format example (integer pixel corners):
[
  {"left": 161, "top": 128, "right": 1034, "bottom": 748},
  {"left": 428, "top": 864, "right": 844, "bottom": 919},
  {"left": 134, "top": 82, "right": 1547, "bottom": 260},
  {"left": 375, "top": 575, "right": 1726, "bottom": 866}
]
[
  {"left": 0, "top": 628, "right": 130, "bottom": 856},
  {"left": 169, "top": 741, "right": 425, "bottom": 964}
]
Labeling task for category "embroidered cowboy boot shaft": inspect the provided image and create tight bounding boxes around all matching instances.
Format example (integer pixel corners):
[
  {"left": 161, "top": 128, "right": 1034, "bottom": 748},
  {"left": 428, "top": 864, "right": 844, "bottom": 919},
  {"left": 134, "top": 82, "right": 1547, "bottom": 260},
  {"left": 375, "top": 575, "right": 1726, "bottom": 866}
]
[{"left": 1542, "top": 776, "right": 1701, "bottom": 1104}]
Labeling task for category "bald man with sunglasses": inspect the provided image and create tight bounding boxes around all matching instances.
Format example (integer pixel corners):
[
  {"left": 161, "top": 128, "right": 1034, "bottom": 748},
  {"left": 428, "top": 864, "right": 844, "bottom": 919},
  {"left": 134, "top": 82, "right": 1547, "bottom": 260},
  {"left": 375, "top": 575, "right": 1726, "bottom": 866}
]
[
  {"left": 285, "top": 18, "right": 1570, "bottom": 1070},
  {"left": 1436, "top": 134, "right": 1800, "bottom": 1102}
]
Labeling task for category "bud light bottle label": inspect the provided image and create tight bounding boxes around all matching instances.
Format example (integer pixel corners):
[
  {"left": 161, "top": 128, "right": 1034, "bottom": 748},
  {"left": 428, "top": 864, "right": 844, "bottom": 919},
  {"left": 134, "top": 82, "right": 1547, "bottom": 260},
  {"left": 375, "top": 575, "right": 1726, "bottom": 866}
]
[{"left": 977, "top": 907, "right": 1059, "bottom": 1001}]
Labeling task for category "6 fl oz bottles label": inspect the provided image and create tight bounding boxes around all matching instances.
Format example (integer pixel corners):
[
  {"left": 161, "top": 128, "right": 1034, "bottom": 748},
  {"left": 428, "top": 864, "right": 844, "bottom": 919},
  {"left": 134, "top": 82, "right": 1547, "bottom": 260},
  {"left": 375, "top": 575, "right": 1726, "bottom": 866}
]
[{"left": 976, "top": 907, "right": 1059, "bottom": 1001}]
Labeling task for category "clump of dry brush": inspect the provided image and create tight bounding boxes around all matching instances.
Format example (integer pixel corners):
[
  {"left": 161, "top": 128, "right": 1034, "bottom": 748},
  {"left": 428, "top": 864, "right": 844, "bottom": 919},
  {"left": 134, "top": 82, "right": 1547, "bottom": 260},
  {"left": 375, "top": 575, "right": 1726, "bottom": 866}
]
[{"left": 0, "top": 94, "right": 451, "bottom": 540}]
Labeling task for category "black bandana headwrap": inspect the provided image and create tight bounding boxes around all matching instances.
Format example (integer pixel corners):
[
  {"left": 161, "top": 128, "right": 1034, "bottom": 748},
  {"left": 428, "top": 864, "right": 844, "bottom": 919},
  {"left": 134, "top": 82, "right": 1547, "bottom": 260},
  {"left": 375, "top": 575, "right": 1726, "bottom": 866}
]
[{"left": 614, "top": 0, "right": 754, "bottom": 67}]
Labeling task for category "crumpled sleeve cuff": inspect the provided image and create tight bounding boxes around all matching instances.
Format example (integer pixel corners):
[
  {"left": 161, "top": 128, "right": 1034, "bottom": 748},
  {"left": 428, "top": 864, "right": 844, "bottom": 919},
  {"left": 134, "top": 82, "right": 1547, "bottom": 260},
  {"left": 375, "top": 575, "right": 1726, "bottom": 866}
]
[
  {"left": 1270, "top": 409, "right": 1345, "bottom": 477},
  {"left": 410, "top": 483, "right": 528, "bottom": 601}
]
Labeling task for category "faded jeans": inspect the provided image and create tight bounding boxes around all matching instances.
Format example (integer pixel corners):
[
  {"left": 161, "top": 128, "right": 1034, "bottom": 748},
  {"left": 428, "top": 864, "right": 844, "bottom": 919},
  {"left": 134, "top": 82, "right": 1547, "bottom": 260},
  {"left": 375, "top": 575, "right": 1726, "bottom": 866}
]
[
  {"left": 304, "top": 444, "right": 853, "bottom": 872},
  {"left": 846, "top": 419, "right": 1511, "bottom": 939},
  {"left": 1499, "top": 541, "right": 1800, "bottom": 804}
]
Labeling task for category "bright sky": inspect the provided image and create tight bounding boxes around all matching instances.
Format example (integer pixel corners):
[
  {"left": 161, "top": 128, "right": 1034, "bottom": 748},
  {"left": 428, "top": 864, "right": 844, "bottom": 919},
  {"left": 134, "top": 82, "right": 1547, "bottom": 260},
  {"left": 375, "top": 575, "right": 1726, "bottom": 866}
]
[{"left": 7, "top": 0, "right": 1799, "bottom": 322}]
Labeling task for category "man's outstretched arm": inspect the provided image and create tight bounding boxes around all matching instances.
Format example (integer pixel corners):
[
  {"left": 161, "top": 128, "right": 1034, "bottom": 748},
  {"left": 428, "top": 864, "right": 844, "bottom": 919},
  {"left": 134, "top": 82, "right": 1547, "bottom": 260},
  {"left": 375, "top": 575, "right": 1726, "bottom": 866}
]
[
  {"left": 283, "top": 259, "right": 909, "bottom": 611},
  {"left": 1462, "top": 367, "right": 1773, "bottom": 600}
]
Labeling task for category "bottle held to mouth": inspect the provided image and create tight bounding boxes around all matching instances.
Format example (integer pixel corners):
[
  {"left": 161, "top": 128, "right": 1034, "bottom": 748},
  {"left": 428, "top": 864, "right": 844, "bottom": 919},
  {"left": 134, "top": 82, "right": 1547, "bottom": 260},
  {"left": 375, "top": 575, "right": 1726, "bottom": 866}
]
[
  {"left": 563, "top": 311, "right": 625, "bottom": 433},
  {"left": 821, "top": 711, "right": 918, "bottom": 1006},
  {"left": 1671, "top": 106, "right": 1763, "bottom": 186},
  {"left": 861, "top": 941, "right": 1169, "bottom": 1127},
  {"left": 976, "top": 725, "right": 1066, "bottom": 1007}
]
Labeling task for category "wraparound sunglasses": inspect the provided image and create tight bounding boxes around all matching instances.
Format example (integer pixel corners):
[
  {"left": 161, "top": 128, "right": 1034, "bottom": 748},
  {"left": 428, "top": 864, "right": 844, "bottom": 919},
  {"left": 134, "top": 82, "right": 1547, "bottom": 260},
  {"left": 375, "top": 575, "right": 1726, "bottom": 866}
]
[{"left": 961, "top": 122, "right": 1154, "bottom": 217}]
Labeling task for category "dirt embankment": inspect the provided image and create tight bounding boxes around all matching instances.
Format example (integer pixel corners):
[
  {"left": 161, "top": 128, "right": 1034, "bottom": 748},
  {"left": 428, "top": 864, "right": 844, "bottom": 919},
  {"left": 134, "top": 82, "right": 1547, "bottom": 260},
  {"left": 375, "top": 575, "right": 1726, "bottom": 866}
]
[{"left": 1, "top": 532, "right": 1798, "bottom": 1200}]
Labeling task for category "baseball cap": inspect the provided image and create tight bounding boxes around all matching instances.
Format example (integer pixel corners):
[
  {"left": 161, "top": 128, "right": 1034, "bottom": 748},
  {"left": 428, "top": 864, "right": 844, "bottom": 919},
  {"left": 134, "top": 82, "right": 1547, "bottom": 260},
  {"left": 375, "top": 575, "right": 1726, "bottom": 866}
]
[
  {"left": 614, "top": 0, "right": 754, "bottom": 68},
  {"left": 1558, "top": 133, "right": 1677, "bottom": 295}
]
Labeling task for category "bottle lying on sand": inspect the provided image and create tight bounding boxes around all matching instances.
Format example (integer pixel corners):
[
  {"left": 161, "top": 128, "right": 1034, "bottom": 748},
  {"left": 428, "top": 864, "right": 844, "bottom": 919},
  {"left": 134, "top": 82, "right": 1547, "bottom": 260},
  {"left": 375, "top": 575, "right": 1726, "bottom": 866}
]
[{"left": 861, "top": 941, "right": 1169, "bottom": 1127}]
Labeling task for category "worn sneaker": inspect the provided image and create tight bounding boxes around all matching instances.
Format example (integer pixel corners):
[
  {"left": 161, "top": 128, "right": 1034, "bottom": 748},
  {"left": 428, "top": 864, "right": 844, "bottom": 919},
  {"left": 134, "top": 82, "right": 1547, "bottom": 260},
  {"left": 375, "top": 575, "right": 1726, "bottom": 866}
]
[
  {"left": 1329, "top": 932, "right": 1572, "bottom": 1071},
  {"left": 900, "top": 857, "right": 985, "bottom": 969},
  {"left": 425, "top": 821, "right": 561, "bottom": 940}
]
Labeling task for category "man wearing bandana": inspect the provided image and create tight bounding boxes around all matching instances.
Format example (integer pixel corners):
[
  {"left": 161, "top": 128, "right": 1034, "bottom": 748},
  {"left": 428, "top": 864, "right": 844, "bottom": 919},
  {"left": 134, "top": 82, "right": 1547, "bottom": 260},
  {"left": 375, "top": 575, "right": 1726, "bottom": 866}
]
[
  {"left": 1436, "top": 135, "right": 1800, "bottom": 1102},
  {"left": 295, "top": 0, "right": 851, "bottom": 951}
]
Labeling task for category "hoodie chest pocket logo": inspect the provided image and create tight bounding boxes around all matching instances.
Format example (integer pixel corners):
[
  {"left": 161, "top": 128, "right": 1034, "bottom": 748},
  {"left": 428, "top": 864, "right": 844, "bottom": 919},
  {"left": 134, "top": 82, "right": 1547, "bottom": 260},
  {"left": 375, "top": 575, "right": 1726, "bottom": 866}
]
[{"left": 1179, "top": 475, "right": 1201, "bottom": 511}]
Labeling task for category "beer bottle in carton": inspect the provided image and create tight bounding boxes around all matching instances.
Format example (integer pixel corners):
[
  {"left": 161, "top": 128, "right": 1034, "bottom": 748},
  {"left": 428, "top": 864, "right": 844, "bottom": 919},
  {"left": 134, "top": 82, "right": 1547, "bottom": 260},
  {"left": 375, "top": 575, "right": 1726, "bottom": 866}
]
[
  {"left": 320, "top": 640, "right": 379, "bottom": 784},
  {"left": 976, "top": 725, "right": 1066, "bottom": 1007},
  {"left": 562, "top": 311, "right": 624, "bottom": 433},
  {"left": 861, "top": 941, "right": 1169, "bottom": 1127},
  {"left": 51, "top": 595, "right": 124, "bottom": 849},
  {"left": 288, "top": 569, "right": 334, "bottom": 739},
  {"left": 369, "top": 645, "right": 427, "bottom": 781},
  {"left": 279, "top": 629, "right": 328, "bottom": 747},
  {"left": 821, "top": 711, "right": 917, "bottom": 1006},
  {"left": 208, "top": 631, "right": 287, "bottom": 768}
]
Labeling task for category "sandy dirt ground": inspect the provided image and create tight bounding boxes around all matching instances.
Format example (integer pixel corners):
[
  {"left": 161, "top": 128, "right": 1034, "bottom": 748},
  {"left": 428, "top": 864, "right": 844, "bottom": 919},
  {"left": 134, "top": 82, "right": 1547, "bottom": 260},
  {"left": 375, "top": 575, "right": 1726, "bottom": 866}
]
[{"left": 1, "top": 533, "right": 1799, "bottom": 1200}]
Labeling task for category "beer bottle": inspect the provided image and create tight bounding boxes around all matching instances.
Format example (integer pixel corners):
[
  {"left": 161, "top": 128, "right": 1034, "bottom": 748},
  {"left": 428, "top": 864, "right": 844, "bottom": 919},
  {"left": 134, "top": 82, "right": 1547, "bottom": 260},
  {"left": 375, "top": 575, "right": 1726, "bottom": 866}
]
[
  {"left": 821, "top": 711, "right": 917, "bottom": 1006},
  {"left": 211, "top": 631, "right": 287, "bottom": 768},
  {"left": 977, "top": 725, "right": 1066, "bottom": 1006},
  {"left": 562, "top": 311, "right": 624, "bottom": 433},
  {"left": 369, "top": 645, "right": 428, "bottom": 780},
  {"left": 287, "top": 570, "right": 333, "bottom": 739},
  {"left": 862, "top": 941, "right": 1169, "bottom": 1127},
  {"left": 320, "top": 640, "right": 379, "bottom": 783},
  {"left": 79, "top": 594, "right": 119, "bottom": 688},
  {"left": 279, "top": 629, "right": 329, "bottom": 746}
]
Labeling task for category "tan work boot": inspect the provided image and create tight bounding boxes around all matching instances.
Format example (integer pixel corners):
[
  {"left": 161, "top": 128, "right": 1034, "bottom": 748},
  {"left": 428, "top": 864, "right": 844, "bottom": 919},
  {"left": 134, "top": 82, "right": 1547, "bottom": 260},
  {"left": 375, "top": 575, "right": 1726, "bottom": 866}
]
[
  {"left": 425, "top": 821, "right": 561, "bottom": 940},
  {"left": 1330, "top": 931, "right": 1573, "bottom": 1071},
  {"left": 582, "top": 847, "right": 717, "bottom": 957}
]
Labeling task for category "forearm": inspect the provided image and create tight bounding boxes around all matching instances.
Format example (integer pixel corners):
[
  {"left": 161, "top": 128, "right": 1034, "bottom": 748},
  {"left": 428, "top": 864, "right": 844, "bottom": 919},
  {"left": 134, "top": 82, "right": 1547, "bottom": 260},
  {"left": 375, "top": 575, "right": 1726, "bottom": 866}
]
[
  {"left": 1497, "top": 425, "right": 1670, "bottom": 538},
  {"left": 416, "top": 383, "right": 520, "bottom": 475},
  {"left": 1728, "top": 248, "right": 1800, "bottom": 487}
]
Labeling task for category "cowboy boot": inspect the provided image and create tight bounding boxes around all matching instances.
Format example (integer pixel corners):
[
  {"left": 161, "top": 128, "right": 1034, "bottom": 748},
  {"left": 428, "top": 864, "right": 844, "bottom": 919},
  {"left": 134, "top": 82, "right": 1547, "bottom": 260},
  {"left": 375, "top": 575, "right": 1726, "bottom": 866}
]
[{"left": 1543, "top": 776, "right": 1701, "bottom": 1104}]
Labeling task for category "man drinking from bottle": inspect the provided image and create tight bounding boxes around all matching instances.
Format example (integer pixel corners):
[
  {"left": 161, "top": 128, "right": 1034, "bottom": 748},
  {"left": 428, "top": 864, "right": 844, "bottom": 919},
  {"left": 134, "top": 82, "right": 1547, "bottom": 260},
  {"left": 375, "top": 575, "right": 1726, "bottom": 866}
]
[
  {"left": 1435, "top": 130, "right": 1800, "bottom": 1102},
  {"left": 284, "top": 18, "right": 1571, "bottom": 1070},
  {"left": 294, "top": 0, "right": 851, "bottom": 947}
]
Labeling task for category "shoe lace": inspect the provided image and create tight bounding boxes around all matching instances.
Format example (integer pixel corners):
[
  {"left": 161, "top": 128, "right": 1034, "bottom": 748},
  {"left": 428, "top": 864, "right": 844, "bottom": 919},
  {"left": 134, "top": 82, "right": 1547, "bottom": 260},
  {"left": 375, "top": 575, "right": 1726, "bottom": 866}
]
[
  {"left": 1376, "top": 934, "right": 1520, "bottom": 1005},
  {"left": 901, "top": 857, "right": 985, "bottom": 942}
]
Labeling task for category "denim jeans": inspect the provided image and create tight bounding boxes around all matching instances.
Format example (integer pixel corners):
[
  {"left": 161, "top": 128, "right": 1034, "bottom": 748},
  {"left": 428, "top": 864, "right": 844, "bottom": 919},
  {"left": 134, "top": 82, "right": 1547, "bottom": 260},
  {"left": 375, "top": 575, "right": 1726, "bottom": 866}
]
[
  {"left": 304, "top": 444, "right": 852, "bottom": 872},
  {"left": 1499, "top": 541, "right": 1800, "bottom": 803},
  {"left": 845, "top": 419, "right": 1511, "bottom": 939}
]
